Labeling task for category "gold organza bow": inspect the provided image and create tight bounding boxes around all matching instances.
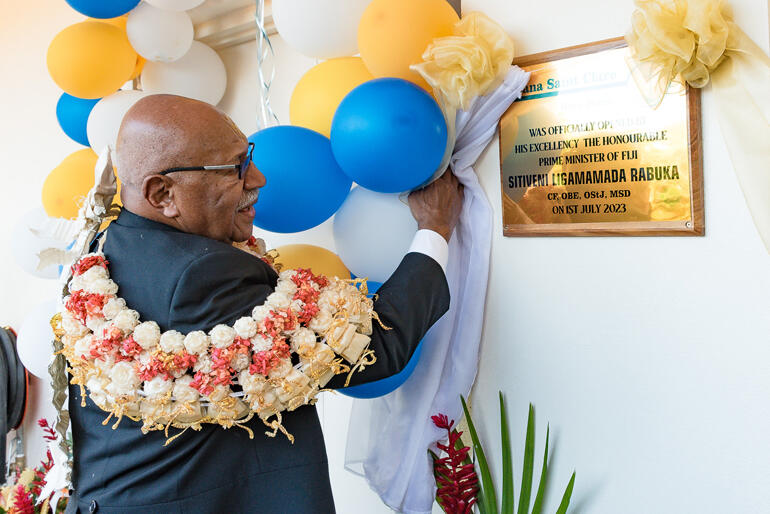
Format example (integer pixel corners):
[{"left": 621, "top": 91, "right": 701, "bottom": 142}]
[
  {"left": 411, "top": 12, "right": 514, "bottom": 111},
  {"left": 626, "top": 0, "right": 770, "bottom": 253},
  {"left": 625, "top": 0, "right": 739, "bottom": 108}
]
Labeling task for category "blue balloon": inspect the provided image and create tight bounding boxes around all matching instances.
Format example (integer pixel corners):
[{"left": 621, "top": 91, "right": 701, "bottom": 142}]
[
  {"left": 56, "top": 93, "right": 99, "bottom": 147},
  {"left": 340, "top": 339, "right": 424, "bottom": 399},
  {"left": 331, "top": 78, "right": 447, "bottom": 193},
  {"left": 249, "top": 126, "right": 352, "bottom": 233},
  {"left": 65, "top": 0, "right": 140, "bottom": 18}
]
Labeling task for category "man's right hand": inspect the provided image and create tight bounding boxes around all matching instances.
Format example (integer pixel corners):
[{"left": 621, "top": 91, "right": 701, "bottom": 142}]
[{"left": 408, "top": 170, "right": 464, "bottom": 242}]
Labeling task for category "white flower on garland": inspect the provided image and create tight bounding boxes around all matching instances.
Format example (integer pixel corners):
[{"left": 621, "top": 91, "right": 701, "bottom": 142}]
[
  {"left": 233, "top": 316, "right": 257, "bottom": 339},
  {"left": 73, "top": 336, "right": 92, "bottom": 360},
  {"left": 210, "top": 324, "right": 235, "bottom": 348},
  {"left": 183, "top": 331, "right": 209, "bottom": 355},
  {"left": 108, "top": 361, "right": 140, "bottom": 396},
  {"left": 193, "top": 354, "right": 213, "bottom": 374},
  {"left": 290, "top": 328, "right": 317, "bottom": 354},
  {"left": 88, "top": 277, "right": 119, "bottom": 296},
  {"left": 172, "top": 376, "right": 199, "bottom": 402},
  {"left": 265, "top": 291, "right": 291, "bottom": 310},
  {"left": 309, "top": 308, "right": 333, "bottom": 333},
  {"left": 144, "top": 375, "right": 173, "bottom": 398},
  {"left": 102, "top": 297, "right": 126, "bottom": 320},
  {"left": 61, "top": 311, "right": 88, "bottom": 337},
  {"left": 230, "top": 352, "right": 250, "bottom": 372},
  {"left": 70, "top": 265, "right": 108, "bottom": 291},
  {"left": 251, "top": 334, "right": 272, "bottom": 353},
  {"left": 134, "top": 321, "right": 161, "bottom": 351},
  {"left": 251, "top": 304, "right": 272, "bottom": 323},
  {"left": 159, "top": 330, "right": 185, "bottom": 354},
  {"left": 113, "top": 309, "right": 140, "bottom": 333}
]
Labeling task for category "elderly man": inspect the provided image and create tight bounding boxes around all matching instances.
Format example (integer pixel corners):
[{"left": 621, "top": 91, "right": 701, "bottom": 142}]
[{"left": 65, "top": 94, "right": 463, "bottom": 514}]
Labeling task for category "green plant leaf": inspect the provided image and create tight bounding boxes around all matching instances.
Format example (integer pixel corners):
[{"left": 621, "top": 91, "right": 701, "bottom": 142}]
[
  {"left": 531, "top": 424, "right": 549, "bottom": 514},
  {"left": 555, "top": 472, "right": 576, "bottom": 514},
  {"left": 461, "top": 395, "right": 498, "bottom": 514},
  {"left": 516, "top": 404, "right": 535, "bottom": 514},
  {"left": 500, "top": 392, "right": 514, "bottom": 514}
]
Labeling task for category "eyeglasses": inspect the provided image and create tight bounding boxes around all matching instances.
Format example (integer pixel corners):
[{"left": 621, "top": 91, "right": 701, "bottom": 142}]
[{"left": 159, "top": 142, "right": 255, "bottom": 180}]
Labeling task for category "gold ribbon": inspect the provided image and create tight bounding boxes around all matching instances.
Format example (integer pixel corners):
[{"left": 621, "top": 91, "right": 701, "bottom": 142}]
[
  {"left": 626, "top": 0, "right": 770, "bottom": 252},
  {"left": 411, "top": 12, "right": 515, "bottom": 111}
]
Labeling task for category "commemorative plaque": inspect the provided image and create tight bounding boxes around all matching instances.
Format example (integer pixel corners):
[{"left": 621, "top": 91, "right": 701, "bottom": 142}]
[{"left": 499, "top": 37, "right": 704, "bottom": 236}]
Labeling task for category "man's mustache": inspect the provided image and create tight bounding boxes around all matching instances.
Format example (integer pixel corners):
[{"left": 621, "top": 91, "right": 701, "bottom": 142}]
[{"left": 237, "top": 189, "right": 260, "bottom": 210}]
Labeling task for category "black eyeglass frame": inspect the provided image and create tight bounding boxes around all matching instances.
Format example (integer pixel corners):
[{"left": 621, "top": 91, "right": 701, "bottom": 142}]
[{"left": 158, "top": 142, "right": 255, "bottom": 180}]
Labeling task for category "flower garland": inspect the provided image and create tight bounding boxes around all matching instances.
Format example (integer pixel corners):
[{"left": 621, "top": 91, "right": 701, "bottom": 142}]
[{"left": 55, "top": 237, "right": 380, "bottom": 444}]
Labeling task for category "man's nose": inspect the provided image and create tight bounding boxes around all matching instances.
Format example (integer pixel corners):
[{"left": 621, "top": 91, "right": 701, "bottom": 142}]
[{"left": 243, "top": 161, "right": 266, "bottom": 189}]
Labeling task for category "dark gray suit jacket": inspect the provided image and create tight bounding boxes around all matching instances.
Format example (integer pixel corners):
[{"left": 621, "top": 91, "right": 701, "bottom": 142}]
[{"left": 66, "top": 209, "right": 450, "bottom": 513}]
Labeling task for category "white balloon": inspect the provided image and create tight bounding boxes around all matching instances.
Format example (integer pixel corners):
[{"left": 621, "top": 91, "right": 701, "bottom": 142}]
[
  {"left": 17, "top": 300, "right": 57, "bottom": 379},
  {"left": 273, "top": 0, "right": 373, "bottom": 59},
  {"left": 87, "top": 90, "right": 149, "bottom": 157},
  {"left": 145, "top": 0, "right": 204, "bottom": 11},
  {"left": 10, "top": 208, "right": 70, "bottom": 280},
  {"left": 333, "top": 187, "right": 417, "bottom": 283},
  {"left": 141, "top": 41, "right": 227, "bottom": 105},
  {"left": 127, "top": 2, "right": 193, "bottom": 63}
]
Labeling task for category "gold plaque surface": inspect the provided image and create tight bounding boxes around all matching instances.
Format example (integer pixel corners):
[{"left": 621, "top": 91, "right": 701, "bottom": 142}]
[{"left": 500, "top": 38, "right": 703, "bottom": 236}]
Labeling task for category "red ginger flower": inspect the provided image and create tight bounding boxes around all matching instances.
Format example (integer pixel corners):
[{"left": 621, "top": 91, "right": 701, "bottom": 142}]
[
  {"left": 71, "top": 254, "right": 108, "bottom": 276},
  {"left": 38, "top": 418, "right": 57, "bottom": 442},
  {"left": 431, "top": 413, "right": 479, "bottom": 514},
  {"left": 12, "top": 483, "right": 34, "bottom": 514}
]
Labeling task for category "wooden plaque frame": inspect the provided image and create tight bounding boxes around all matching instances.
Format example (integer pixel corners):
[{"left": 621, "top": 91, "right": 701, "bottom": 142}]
[{"left": 499, "top": 37, "right": 704, "bottom": 237}]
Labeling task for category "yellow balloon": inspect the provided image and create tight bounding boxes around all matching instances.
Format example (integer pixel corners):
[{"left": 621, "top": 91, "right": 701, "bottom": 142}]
[
  {"left": 93, "top": 16, "right": 145, "bottom": 80},
  {"left": 290, "top": 57, "right": 374, "bottom": 137},
  {"left": 42, "top": 149, "right": 98, "bottom": 219},
  {"left": 274, "top": 244, "right": 350, "bottom": 280},
  {"left": 47, "top": 21, "right": 136, "bottom": 99},
  {"left": 358, "top": 0, "right": 459, "bottom": 90}
]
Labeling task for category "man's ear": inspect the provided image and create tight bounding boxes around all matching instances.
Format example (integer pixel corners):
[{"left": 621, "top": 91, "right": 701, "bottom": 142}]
[{"left": 142, "top": 175, "right": 180, "bottom": 218}]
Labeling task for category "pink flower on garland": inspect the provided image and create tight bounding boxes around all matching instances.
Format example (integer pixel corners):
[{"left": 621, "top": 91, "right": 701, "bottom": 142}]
[
  {"left": 172, "top": 350, "right": 197, "bottom": 371},
  {"left": 71, "top": 254, "right": 108, "bottom": 276},
  {"left": 66, "top": 290, "right": 108, "bottom": 324},
  {"left": 89, "top": 326, "right": 124, "bottom": 360},
  {"left": 190, "top": 371, "right": 215, "bottom": 396},
  {"left": 120, "top": 336, "right": 142, "bottom": 359},
  {"left": 249, "top": 350, "right": 280, "bottom": 376}
]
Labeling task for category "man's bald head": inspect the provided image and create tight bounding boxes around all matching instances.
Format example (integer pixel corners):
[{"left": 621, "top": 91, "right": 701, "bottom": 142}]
[
  {"left": 112, "top": 94, "right": 266, "bottom": 244},
  {"left": 116, "top": 94, "right": 244, "bottom": 187}
]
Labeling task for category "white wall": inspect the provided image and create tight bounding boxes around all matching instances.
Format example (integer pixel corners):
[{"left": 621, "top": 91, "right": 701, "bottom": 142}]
[
  {"left": 0, "top": 1, "right": 84, "bottom": 468},
  {"left": 465, "top": 0, "right": 770, "bottom": 513},
  {"left": 2, "top": 1, "right": 768, "bottom": 513}
]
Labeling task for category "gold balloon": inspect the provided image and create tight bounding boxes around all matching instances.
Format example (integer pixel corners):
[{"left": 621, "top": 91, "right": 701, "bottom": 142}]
[
  {"left": 47, "top": 21, "right": 136, "bottom": 99},
  {"left": 358, "top": 0, "right": 459, "bottom": 90},
  {"left": 93, "top": 16, "right": 145, "bottom": 80},
  {"left": 42, "top": 149, "right": 98, "bottom": 219},
  {"left": 290, "top": 57, "right": 374, "bottom": 137},
  {"left": 274, "top": 244, "right": 350, "bottom": 280}
]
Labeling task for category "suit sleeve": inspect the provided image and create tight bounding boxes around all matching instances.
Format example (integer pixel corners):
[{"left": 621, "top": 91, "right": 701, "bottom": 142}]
[
  {"left": 326, "top": 252, "right": 450, "bottom": 389},
  {"left": 167, "top": 250, "right": 278, "bottom": 333}
]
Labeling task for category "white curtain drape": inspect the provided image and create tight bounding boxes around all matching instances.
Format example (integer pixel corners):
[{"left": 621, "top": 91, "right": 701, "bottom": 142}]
[{"left": 344, "top": 66, "right": 530, "bottom": 514}]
